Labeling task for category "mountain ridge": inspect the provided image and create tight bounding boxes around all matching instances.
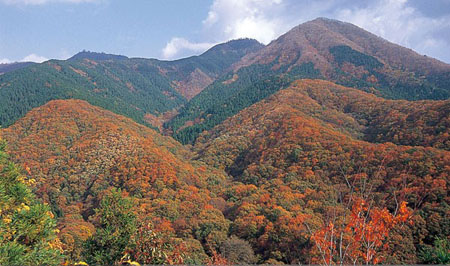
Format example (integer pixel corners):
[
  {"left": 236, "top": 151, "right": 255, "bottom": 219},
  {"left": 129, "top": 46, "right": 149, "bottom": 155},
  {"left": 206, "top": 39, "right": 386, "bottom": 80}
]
[
  {"left": 167, "top": 17, "right": 450, "bottom": 143},
  {"left": 0, "top": 61, "right": 36, "bottom": 74},
  {"left": 0, "top": 38, "right": 263, "bottom": 128}
]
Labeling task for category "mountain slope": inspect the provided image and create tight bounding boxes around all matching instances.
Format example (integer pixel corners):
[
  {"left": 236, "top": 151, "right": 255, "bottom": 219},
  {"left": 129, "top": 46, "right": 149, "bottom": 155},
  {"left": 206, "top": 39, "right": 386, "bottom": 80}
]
[
  {"left": 0, "top": 57, "right": 186, "bottom": 128},
  {"left": 0, "top": 39, "right": 263, "bottom": 128},
  {"left": 157, "top": 38, "right": 264, "bottom": 99},
  {"left": 0, "top": 99, "right": 230, "bottom": 262},
  {"left": 193, "top": 79, "right": 449, "bottom": 263},
  {"left": 168, "top": 18, "right": 450, "bottom": 143},
  {"left": 260, "top": 79, "right": 450, "bottom": 150}
]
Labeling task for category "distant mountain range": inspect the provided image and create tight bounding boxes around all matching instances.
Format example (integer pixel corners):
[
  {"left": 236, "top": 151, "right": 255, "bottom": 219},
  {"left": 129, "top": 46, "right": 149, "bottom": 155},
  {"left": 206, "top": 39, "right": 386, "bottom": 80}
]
[
  {"left": 0, "top": 38, "right": 262, "bottom": 128},
  {"left": 0, "top": 61, "right": 35, "bottom": 74}
]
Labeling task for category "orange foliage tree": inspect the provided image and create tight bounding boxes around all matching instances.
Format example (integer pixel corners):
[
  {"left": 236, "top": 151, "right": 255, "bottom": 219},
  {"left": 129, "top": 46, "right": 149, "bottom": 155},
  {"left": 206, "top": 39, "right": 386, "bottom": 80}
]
[{"left": 310, "top": 197, "right": 412, "bottom": 265}]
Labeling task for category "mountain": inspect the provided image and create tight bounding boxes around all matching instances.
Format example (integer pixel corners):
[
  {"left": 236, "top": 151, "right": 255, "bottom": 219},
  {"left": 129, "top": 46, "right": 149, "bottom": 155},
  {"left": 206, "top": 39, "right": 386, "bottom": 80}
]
[
  {"left": 167, "top": 18, "right": 450, "bottom": 144},
  {"left": 0, "top": 39, "right": 263, "bottom": 129},
  {"left": 1, "top": 16, "right": 449, "bottom": 265},
  {"left": 235, "top": 17, "right": 450, "bottom": 99},
  {"left": 0, "top": 61, "right": 35, "bottom": 74},
  {"left": 0, "top": 57, "right": 185, "bottom": 129},
  {"left": 69, "top": 39, "right": 264, "bottom": 101},
  {"left": 0, "top": 99, "right": 230, "bottom": 263},
  {"left": 193, "top": 79, "right": 450, "bottom": 264}
]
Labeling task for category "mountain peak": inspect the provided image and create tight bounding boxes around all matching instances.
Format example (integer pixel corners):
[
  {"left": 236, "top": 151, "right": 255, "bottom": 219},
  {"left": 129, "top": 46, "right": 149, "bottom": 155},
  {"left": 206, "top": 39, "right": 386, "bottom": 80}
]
[
  {"left": 69, "top": 50, "right": 128, "bottom": 61},
  {"left": 202, "top": 38, "right": 263, "bottom": 55},
  {"left": 310, "top": 17, "right": 345, "bottom": 24},
  {"left": 235, "top": 17, "right": 449, "bottom": 76}
]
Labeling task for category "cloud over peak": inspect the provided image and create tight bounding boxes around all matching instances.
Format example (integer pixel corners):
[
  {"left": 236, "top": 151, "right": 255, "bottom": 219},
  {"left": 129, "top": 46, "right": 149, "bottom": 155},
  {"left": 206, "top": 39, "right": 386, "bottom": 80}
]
[
  {"left": 203, "top": 0, "right": 284, "bottom": 44},
  {"left": 21, "top": 53, "right": 48, "bottom": 63},
  {"left": 162, "top": 0, "right": 288, "bottom": 60},
  {"left": 161, "top": 38, "right": 216, "bottom": 60},
  {"left": 336, "top": 0, "right": 450, "bottom": 62},
  {"left": 161, "top": 0, "right": 450, "bottom": 63}
]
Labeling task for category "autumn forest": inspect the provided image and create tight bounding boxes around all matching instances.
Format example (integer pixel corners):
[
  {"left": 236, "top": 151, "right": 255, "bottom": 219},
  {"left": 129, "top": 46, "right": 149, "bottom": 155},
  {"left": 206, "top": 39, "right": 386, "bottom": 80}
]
[{"left": 0, "top": 17, "right": 449, "bottom": 265}]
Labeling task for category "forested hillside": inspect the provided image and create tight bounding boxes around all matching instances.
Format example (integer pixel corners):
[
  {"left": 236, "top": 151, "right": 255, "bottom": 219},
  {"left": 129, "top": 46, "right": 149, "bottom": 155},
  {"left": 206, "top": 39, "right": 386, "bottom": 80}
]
[
  {"left": 166, "top": 58, "right": 321, "bottom": 144},
  {"left": 1, "top": 100, "right": 231, "bottom": 264},
  {"left": 290, "top": 80, "right": 450, "bottom": 150},
  {"left": 193, "top": 79, "right": 449, "bottom": 264},
  {"left": 234, "top": 18, "right": 450, "bottom": 100},
  {"left": 1, "top": 81, "right": 448, "bottom": 264},
  {"left": 0, "top": 39, "right": 262, "bottom": 129}
]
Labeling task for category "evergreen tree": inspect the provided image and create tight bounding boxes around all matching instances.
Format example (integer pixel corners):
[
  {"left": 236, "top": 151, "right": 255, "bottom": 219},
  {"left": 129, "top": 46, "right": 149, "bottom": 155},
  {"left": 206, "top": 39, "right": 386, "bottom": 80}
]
[
  {"left": 0, "top": 139, "right": 62, "bottom": 266},
  {"left": 83, "top": 189, "right": 136, "bottom": 265}
]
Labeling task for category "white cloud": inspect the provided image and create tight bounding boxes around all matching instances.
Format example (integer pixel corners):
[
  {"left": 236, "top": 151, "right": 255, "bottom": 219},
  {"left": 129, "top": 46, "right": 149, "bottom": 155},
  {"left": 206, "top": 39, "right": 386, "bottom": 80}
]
[
  {"left": 202, "top": 0, "right": 285, "bottom": 44},
  {"left": 334, "top": 0, "right": 450, "bottom": 62},
  {"left": 0, "top": 54, "right": 48, "bottom": 63},
  {"left": 161, "top": 0, "right": 290, "bottom": 59},
  {"left": 1, "top": 0, "right": 101, "bottom": 5},
  {"left": 0, "top": 58, "right": 12, "bottom": 64},
  {"left": 21, "top": 53, "right": 48, "bottom": 63},
  {"left": 161, "top": 37, "right": 216, "bottom": 60}
]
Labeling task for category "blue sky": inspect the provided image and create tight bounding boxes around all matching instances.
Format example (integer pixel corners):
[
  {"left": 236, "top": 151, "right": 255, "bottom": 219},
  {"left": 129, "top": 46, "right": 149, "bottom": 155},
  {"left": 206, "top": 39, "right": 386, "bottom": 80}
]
[{"left": 1, "top": 0, "right": 450, "bottom": 63}]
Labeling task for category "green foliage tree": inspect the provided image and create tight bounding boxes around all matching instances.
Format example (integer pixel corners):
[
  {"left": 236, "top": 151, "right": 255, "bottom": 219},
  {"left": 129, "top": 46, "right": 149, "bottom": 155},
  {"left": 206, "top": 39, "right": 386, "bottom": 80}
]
[
  {"left": 419, "top": 238, "right": 450, "bottom": 264},
  {"left": 0, "top": 139, "right": 62, "bottom": 266},
  {"left": 194, "top": 208, "right": 230, "bottom": 250},
  {"left": 82, "top": 189, "right": 136, "bottom": 265}
]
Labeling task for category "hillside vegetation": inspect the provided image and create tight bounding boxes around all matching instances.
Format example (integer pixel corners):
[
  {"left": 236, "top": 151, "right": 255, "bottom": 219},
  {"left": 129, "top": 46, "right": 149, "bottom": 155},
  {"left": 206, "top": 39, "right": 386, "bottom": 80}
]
[
  {"left": 193, "top": 79, "right": 449, "bottom": 264},
  {"left": 2, "top": 80, "right": 449, "bottom": 264},
  {"left": 1, "top": 100, "right": 230, "bottom": 263}
]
